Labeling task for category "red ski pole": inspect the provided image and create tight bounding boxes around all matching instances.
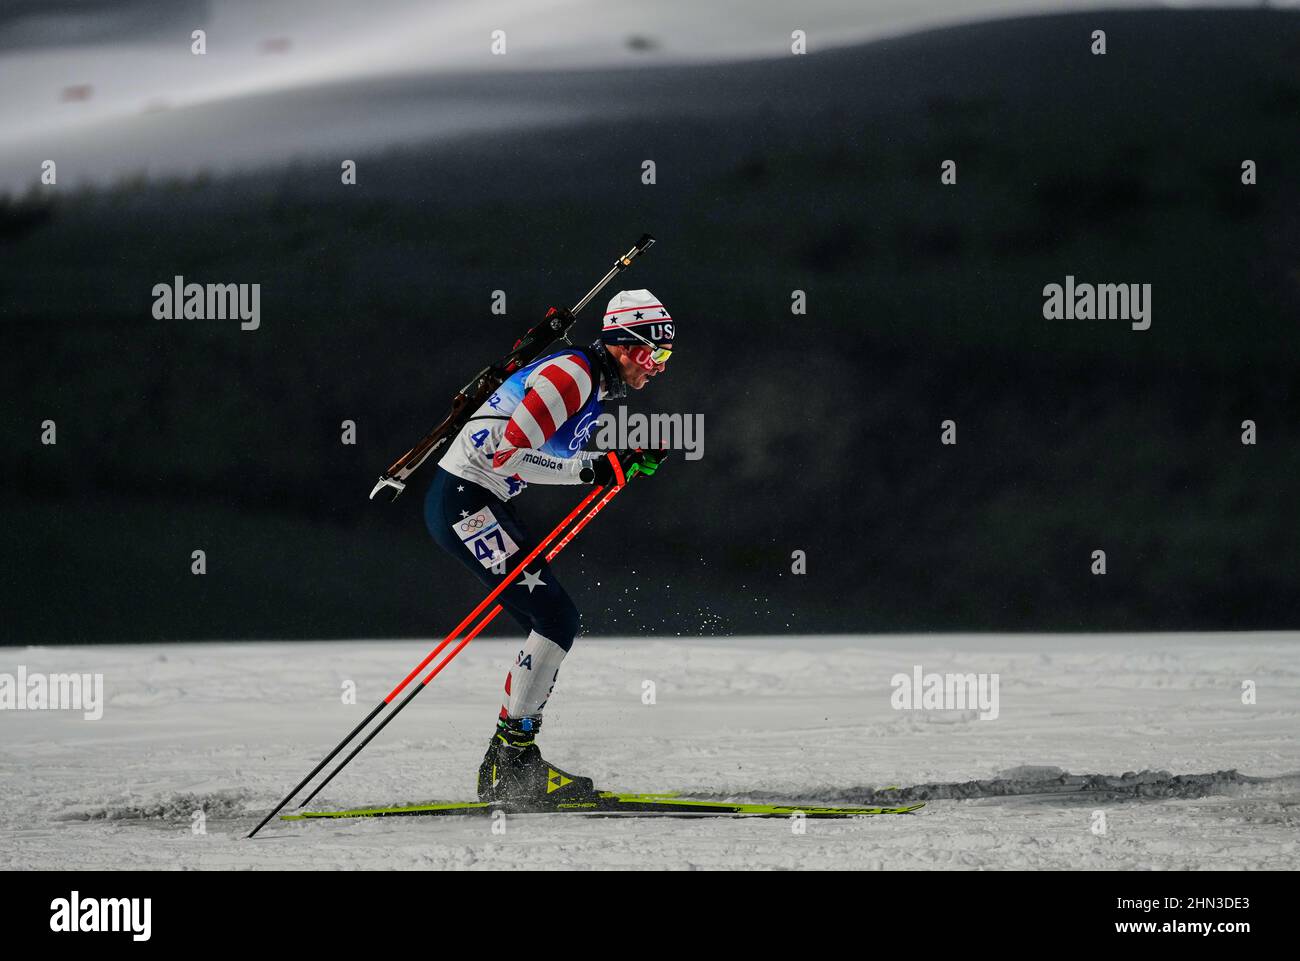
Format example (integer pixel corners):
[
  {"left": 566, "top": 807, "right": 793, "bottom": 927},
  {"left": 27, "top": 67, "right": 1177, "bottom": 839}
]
[
  {"left": 295, "top": 478, "right": 633, "bottom": 808},
  {"left": 400, "top": 474, "right": 634, "bottom": 690},
  {"left": 413, "top": 477, "right": 633, "bottom": 685},
  {"left": 247, "top": 483, "right": 609, "bottom": 838}
]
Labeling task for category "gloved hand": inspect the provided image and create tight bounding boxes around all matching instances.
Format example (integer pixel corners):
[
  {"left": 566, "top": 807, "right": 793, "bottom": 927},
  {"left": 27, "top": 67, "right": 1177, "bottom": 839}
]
[{"left": 581, "top": 448, "right": 668, "bottom": 486}]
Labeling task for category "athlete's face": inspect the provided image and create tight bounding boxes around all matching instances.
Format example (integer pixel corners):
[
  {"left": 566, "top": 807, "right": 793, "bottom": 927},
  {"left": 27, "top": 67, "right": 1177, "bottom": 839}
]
[{"left": 613, "top": 344, "right": 671, "bottom": 390}]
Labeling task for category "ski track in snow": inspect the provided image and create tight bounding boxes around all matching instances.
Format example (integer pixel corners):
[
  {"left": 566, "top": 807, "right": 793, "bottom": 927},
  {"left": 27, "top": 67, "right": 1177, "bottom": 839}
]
[{"left": 1, "top": 634, "right": 1298, "bottom": 870}]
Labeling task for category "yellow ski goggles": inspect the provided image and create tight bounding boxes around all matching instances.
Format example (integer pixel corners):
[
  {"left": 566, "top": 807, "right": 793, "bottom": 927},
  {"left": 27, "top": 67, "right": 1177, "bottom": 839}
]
[{"left": 623, "top": 326, "right": 672, "bottom": 365}]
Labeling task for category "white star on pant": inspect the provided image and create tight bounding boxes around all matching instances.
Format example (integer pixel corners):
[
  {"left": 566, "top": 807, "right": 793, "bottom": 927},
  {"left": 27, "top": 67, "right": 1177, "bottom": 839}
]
[
  {"left": 459, "top": 510, "right": 470, "bottom": 518},
  {"left": 517, "top": 569, "right": 546, "bottom": 593},
  {"left": 457, "top": 485, "right": 465, "bottom": 492}
]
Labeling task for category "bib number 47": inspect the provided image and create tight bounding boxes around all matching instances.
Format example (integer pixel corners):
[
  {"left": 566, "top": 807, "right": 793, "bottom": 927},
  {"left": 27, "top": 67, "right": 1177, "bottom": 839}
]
[{"left": 453, "top": 506, "right": 520, "bottom": 570}]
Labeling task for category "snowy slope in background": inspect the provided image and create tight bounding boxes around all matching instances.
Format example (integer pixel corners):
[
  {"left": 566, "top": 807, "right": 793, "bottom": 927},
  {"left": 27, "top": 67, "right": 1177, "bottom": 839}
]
[
  {"left": 2, "top": 634, "right": 1297, "bottom": 870},
  {"left": 1, "top": 0, "right": 1292, "bottom": 192}
]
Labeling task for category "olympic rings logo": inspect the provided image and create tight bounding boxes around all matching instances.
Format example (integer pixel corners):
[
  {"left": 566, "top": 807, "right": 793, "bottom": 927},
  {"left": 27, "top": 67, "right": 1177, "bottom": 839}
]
[{"left": 459, "top": 514, "right": 487, "bottom": 533}]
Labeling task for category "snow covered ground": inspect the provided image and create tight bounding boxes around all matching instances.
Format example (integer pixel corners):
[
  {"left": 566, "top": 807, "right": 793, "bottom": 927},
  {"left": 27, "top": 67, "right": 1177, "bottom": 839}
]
[{"left": 2, "top": 634, "right": 1298, "bottom": 870}]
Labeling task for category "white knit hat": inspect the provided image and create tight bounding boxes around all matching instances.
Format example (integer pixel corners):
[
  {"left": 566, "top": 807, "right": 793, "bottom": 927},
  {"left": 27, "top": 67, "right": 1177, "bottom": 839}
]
[{"left": 600, "top": 289, "right": 674, "bottom": 345}]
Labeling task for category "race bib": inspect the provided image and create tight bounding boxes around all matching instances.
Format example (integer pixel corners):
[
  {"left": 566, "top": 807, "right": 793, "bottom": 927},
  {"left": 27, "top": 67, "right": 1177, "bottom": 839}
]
[{"left": 453, "top": 506, "right": 520, "bottom": 570}]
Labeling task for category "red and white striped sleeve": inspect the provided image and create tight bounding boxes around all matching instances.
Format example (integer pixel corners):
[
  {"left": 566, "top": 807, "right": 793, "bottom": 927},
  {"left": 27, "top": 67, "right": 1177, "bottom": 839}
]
[{"left": 492, "top": 353, "right": 594, "bottom": 468}]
